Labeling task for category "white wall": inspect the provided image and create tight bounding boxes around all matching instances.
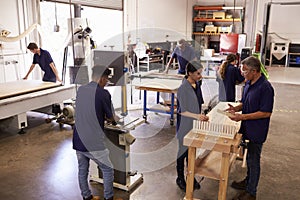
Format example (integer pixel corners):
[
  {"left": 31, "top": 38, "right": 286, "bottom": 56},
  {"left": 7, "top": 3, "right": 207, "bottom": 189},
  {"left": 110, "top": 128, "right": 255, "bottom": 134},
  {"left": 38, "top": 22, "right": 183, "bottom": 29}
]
[
  {"left": 195, "top": 0, "right": 245, "bottom": 6},
  {"left": 125, "top": 0, "right": 197, "bottom": 43},
  {"left": 0, "top": 0, "right": 23, "bottom": 52},
  {"left": 0, "top": 0, "right": 30, "bottom": 83},
  {"left": 256, "top": 0, "right": 300, "bottom": 44}
]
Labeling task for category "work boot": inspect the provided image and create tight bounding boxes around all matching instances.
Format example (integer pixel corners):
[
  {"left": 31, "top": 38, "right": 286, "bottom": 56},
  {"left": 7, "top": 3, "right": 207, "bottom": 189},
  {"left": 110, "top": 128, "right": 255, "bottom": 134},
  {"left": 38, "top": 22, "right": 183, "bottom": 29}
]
[
  {"left": 104, "top": 197, "right": 123, "bottom": 200},
  {"left": 176, "top": 176, "right": 186, "bottom": 191},
  {"left": 176, "top": 177, "right": 201, "bottom": 191},
  {"left": 193, "top": 178, "right": 201, "bottom": 190},
  {"left": 83, "top": 195, "right": 100, "bottom": 200},
  {"left": 231, "top": 178, "right": 247, "bottom": 190}
]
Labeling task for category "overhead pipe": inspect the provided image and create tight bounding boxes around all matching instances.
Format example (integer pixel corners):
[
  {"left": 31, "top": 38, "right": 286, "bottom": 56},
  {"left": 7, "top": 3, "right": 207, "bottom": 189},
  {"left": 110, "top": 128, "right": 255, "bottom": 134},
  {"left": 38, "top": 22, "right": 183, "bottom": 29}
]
[{"left": 74, "top": 4, "right": 82, "bottom": 18}]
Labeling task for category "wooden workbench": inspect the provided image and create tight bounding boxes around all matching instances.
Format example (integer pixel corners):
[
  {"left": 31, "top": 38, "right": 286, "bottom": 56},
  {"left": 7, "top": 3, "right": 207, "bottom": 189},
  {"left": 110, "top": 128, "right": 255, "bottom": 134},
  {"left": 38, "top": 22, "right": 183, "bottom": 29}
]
[
  {"left": 0, "top": 80, "right": 61, "bottom": 100},
  {"left": 0, "top": 80, "right": 75, "bottom": 131},
  {"left": 134, "top": 78, "right": 182, "bottom": 125},
  {"left": 183, "top": 102, "right": 242, "bottom": 200},
  {"left": 133, "top": 72, "right": 214, "bottom": 125}
]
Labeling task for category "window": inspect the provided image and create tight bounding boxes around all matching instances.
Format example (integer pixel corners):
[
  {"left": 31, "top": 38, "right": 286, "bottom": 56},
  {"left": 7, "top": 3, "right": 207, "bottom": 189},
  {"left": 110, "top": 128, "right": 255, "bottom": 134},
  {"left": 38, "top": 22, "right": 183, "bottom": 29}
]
[{"left": 39, "top": 1, "right": 122, "bottom": 83}]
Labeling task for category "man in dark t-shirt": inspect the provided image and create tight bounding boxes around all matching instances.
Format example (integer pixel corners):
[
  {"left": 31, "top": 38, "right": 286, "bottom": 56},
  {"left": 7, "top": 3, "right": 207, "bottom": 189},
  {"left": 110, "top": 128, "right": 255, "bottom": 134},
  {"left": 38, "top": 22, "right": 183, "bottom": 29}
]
[
  {"left": 73, "top": 66, "right": 120, "bottom": 200},
  {"left": 226, "top": 56, "right": 274, "bottom": 200},
  {"left": 23, "top": 42, "right": 61, "bottom": 82},
  {"left": 164, "top": 39, "right": 196, "bottom": 75}
]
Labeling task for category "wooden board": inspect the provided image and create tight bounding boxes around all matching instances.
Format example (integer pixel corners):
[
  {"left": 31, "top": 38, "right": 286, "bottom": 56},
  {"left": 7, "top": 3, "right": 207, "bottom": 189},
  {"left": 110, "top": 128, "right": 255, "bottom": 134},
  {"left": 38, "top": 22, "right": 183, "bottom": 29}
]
[
  {"left": 134, "top": 78, "right": 182, "bottom": 93},
  {"left": 183, "top": 131, "right": 241, "bottom": 154},
  {"left": 150, "top": 72, "right": 184, "bottom": 80},
  {"left": 0, "top": 80, "right": 61, "bottom": 100},
  {"left": 207, "top": 102, "right": 240, "bottom": 126},
  {"left": 134, "top": 71, "right": 214, "bottom": 80},
  {"left": 194, "top": 150, "right": 237, "bottom": 180},
  {"left": 133, "top": 71, "right": 184, "bottom": 80}
]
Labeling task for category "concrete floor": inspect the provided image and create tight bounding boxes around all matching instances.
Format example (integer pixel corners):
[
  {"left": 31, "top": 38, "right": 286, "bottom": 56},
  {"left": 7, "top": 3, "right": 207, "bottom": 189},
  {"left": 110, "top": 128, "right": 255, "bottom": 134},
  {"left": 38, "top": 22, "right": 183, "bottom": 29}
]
[{"left": 0, "top": 66, "right": 299, "bottom": 200}]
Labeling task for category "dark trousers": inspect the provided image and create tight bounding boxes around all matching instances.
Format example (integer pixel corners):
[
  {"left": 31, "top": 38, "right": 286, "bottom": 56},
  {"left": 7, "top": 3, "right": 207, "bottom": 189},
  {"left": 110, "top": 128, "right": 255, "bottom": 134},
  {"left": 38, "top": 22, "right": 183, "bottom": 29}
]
[
  {"left": 246, "top": 142, "right": 263, "bottom": 196},
  {"left": 176, "top": 138, "right": 188, "bottom": 178}
]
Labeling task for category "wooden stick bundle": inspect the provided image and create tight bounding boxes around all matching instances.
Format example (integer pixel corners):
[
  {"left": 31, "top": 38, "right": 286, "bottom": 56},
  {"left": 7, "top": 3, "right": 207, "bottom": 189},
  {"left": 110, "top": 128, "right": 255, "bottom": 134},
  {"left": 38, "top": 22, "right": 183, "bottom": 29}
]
[{"left": 192, "top": 120, "right": 239, "bottom": 139}]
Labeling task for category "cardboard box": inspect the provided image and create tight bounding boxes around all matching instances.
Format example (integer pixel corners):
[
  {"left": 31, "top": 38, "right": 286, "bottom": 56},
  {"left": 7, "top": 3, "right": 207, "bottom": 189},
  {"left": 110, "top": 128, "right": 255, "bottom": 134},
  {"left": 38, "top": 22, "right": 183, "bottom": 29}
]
[
  {"left": 213, "top": 12, "right": 225, "bottom": 19},
  {"left": 204, "top": 26, "right": 218, "bottom": 33},
  {"left": 204, "top": 49, "right": 215, "bottom": 57},
  {"left": 218, "top": 26, "right": 232, "bottom": 33}
]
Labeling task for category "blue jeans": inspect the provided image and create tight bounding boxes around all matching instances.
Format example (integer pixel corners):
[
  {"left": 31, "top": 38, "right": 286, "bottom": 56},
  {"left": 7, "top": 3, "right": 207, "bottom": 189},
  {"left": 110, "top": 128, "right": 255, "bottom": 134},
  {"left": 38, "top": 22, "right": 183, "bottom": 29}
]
[
  {"left": 246, "top": 142, "right": 263, "bottom": 196},
  {"left": 76, "top": 149, "right": 114, "bottom": 199}
]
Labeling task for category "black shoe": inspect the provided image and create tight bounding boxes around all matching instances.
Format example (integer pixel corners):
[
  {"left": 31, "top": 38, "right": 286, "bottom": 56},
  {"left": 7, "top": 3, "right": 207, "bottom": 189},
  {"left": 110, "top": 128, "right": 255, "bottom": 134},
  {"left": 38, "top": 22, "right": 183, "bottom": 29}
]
[
  {"left": 176, "top": 177, "right": 186, "bottom": 191},
  {"left": 232, "top": 191, "right": 256, "bottom": 200},
  {"left": 84, "top": 195, "right": 100, "bottom": 200},
  {"left": 83, "top": 195, "right": 93, "bottom": 200},
  {"left": 239, "top": 192, "right": 256, "bottom": 200},
  {"left": 104, "top": 198, "right": 123, "bottom": 200},
  {"left": 193, "top": 178, "right": 201, "bottom": 190},
  {"left": 231, "top": 179, "right": 247, "bottom": 190}
]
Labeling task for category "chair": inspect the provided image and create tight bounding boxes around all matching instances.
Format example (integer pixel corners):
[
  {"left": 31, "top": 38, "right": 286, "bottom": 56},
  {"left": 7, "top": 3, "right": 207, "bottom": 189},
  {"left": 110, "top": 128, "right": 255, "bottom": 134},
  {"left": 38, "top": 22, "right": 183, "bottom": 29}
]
[{"left": 134, "top": 42, "right": 148, "bottom": 72}]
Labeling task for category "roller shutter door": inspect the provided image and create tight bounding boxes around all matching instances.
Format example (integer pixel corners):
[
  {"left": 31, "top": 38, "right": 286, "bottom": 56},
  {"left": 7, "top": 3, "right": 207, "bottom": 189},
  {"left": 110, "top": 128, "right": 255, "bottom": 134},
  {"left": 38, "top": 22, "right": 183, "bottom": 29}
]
[{"left": 44, "top": 0, "right": 123, "bottom": 10}]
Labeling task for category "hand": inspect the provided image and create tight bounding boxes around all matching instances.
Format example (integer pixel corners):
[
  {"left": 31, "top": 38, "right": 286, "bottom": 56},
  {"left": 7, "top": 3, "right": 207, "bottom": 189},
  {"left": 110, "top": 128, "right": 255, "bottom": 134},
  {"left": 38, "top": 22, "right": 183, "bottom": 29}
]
[
  {"left": 114, "top": 114, "right": 121, "bottom": 122},
  {"left": 225, "top": 103, "right": 235, "bottom": 112},
  {"left": 56, "top": 78, "right": 62, "bottom": 83},
  {"left": 229, "top": 113, "right": 243, "bottom": 122},
  {"left": 199, "top": 114, "right": 209, "bottom": 121}
]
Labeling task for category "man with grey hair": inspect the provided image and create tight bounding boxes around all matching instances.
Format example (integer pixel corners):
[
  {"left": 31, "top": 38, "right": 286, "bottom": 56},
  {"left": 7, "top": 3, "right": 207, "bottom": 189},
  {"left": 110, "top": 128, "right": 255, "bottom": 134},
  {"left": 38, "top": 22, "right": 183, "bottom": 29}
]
[
  {"left": 226, "top": 56, "right": 274, "bottom": 200},
  {"left": 164, "top": 39, "right": 197, "bottom": 75}
]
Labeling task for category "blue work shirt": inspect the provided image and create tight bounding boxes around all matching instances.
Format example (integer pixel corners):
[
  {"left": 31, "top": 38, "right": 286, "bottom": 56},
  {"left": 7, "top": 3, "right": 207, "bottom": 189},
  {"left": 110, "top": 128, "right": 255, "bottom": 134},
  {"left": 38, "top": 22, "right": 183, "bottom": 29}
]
[
  {"left": 217, "top": 64, "right": 245, "bottom": 102},
  {"left": 73, "top": 81, "right": 114, "bottom": 152},
  {"left": 239, "top": 75, "right": 274, "bottom": 143},
  {"left": 176, "top": 78, "right": 204, "bottom": 140},
  {"left": 171, "top": 45, "right": 196, "bottom": 74},
  {"left": 33, "top": 48, "right": 56, "bottom": 82}
]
